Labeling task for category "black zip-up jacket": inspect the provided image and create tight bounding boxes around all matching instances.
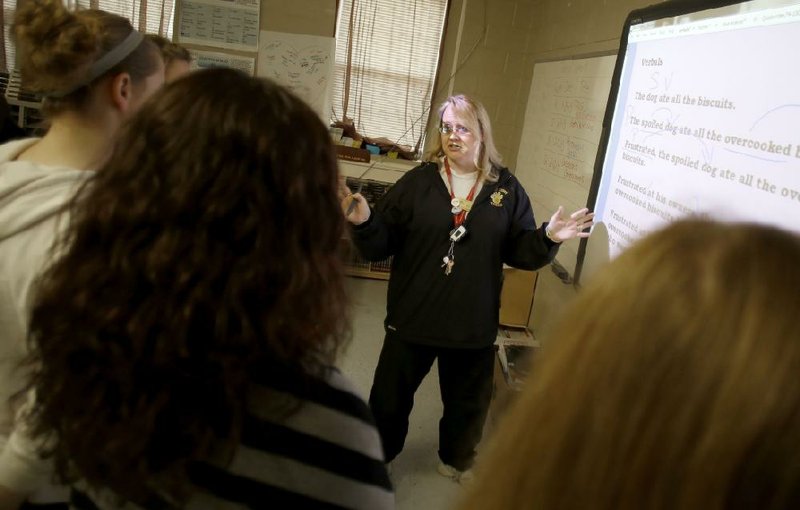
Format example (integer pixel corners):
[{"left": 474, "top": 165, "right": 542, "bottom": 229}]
[{"left": 352, "top": 162, "right": 559, "bottom": 349}]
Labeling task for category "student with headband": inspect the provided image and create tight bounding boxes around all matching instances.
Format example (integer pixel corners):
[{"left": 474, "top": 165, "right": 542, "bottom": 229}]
[{"left": 0, "top": 0, "right": 163, "bottom": 506}]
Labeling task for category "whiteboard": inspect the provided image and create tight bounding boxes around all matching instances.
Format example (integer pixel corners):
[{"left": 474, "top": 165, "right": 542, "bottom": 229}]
[
  {"left": 515, "top": 55, "right": 616, "bottom": 278},
  {"left": 256, "top": 31, "right": 335, "bottom": 121}
]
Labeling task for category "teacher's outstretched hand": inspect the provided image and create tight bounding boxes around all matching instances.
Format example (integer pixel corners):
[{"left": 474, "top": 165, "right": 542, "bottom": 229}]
[{"left": 546, "top": 206, "right": 594, "bottom": 243}]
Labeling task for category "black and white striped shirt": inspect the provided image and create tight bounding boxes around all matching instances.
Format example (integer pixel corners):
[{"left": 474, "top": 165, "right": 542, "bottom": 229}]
[{"left": 69, "top": 367, "right": 394, "bottom": 510}]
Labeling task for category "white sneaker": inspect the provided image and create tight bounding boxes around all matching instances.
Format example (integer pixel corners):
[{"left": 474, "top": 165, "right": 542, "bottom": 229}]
[{"left": 437, "top": 462, "right": 474, "bottom": 483}]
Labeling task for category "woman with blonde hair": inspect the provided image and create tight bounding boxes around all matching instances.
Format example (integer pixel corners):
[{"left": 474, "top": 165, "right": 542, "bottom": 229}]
[
  {"left": 460, "top": 219, "right": 800, "bottom": 509},
  {"left": 344, "top": 94, "right": 593, "bottom": 481},
  {"left": 426, "top": 95, "right": 504, "bottom": 183},
  {"left": 0, "top": 0, "right": 163, "bottom": 504}
]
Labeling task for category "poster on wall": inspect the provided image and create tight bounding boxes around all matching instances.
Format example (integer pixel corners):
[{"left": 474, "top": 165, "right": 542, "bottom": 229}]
[
  {"left": 515, "top": 56, "right": 617, "bottom": 279},
  {"left": 178, "top": 0, "right": 259, "bottom": 52},
  {"left": 190, "top": 50, "right": 255, "bottom": 76},
  {"left": 256, "top": 31, "right": 335, "bottom": 121}
]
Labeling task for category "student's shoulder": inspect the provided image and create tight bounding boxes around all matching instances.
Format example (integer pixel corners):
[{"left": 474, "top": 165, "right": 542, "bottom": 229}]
[
  {"left": 0, "top": 138, "right": 37, "bottom": 165},
  {"left": 315, "top": 367, "right": 375, "bottom": 423},
  {"left": 253, "top": 364, "right": 374, "bottom": 424}
]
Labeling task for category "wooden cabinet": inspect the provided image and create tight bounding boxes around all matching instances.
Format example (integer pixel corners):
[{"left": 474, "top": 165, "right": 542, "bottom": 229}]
[{"left": 498, "top": 267, "right": 538, "bottom": 328}]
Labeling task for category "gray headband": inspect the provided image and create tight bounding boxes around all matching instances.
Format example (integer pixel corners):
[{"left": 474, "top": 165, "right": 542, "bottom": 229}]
[{"left": 48, "top": 30, "right": 145, "bottom": 98}]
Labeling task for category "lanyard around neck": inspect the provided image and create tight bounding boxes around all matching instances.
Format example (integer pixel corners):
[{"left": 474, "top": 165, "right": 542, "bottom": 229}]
[{"left": 444, "top": 158, "right": 480, "bottom": 228}]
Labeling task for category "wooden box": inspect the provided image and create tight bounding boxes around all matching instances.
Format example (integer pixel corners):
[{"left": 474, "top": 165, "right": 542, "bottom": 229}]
[
  {"left": 335, "top": 145, "right": 371, "bottom": 163},
  {"left": 498, "top": 267, "right": 538, "bottom": 327}
]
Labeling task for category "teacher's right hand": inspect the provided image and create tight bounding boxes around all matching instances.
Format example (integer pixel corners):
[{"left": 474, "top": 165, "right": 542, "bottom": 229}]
[{"left": 339, "top": 184, "right": 371, "bottom": 225}]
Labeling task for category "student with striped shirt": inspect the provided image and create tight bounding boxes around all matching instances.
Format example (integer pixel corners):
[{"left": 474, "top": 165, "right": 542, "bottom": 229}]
[{"left": 18, "top": 69, "right": 393, "bottom": 509}]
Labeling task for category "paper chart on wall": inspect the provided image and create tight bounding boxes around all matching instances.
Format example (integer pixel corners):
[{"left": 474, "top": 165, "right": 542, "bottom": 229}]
[
  {"left": 256, "top": 31, "right": 335, "bottom": 121},
  {"left": 515, "top": 55, "right": 617, "bottom": 279},
  {"left": 190, "top": 50, "right": 255, "bottom": 76},
  {"left": 178, "top": 0, "right": 259, "bottom": 52}
]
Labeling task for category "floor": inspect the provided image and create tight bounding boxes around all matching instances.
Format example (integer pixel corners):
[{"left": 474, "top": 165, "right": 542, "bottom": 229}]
[{"left": 339, "top": 277, "right": 465, "bottom": 510}]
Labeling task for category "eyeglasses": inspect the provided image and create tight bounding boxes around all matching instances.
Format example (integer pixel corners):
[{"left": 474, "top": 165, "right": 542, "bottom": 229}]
[{"left": 439, "top": 124, "right": 471, "bottom": 135}]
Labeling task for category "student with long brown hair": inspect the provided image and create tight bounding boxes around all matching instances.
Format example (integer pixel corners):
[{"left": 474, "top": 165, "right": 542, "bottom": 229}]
[
  {"left": 459, "top": 220, "right": 800, "bottom": 510},
  {"left": 21, "top": 68, "right": 392, "bottom": 509},
  {"left": 0, "top": 0, "right": 163, "bottom": 505}
]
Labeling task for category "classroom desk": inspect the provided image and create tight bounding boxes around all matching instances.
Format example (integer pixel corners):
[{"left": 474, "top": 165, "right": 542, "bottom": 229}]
[{"left": 487, "top": 329, "right": 539, "bottom": 430}]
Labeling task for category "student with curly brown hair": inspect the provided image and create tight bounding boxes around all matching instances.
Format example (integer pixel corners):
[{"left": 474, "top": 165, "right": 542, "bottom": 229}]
[
  {"left": 0, "top": 0, "right": 163, "bottom": 505},
  {"left": 459, "top": 220, "right": 800, "bottom": 510},
  {"left": 19, "top": 68, "right": 393, "bottom": 509}
]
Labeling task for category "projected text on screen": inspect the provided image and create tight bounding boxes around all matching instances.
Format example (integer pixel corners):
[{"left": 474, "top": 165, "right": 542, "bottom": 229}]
[{"left": 592, "top": 1, "right": 800, "bottom": 259}]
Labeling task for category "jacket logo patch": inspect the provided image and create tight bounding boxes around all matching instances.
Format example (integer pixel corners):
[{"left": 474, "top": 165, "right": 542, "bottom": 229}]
[{"left": 490, "top": 188, "right": 508, "bottom": 207}]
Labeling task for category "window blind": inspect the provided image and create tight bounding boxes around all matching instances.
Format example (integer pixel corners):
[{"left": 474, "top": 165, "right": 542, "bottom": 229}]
[
  {"left": 1, "top": 0, "right": 175, "bottom": 73},
  {"left": 332, "top": 0, "right": 448, "bottom": 152}
]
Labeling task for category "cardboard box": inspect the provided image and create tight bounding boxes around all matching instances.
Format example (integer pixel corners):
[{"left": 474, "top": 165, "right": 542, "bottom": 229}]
[{"left": 336, "top": 145, "right": 371, "bottom": 163}]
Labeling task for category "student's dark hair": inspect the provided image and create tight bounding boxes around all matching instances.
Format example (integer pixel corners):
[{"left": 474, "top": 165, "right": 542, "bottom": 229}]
[
  {"left": 13, "top": 0, "right": 161, "bottom": 115},
  {"left": 27, "top": 68, "right": 349, "bottom": 502}
]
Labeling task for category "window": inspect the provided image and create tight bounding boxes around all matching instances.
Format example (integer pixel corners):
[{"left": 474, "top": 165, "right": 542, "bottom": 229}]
[
  {"left": 0, "top": 0, "right": 175, "bottom": 73},
  {"left": 332, "top": 0, "right": 448, "bottom": 154},
  {"left": 77, "top": 0, "right": 176, "bottom": 38}
]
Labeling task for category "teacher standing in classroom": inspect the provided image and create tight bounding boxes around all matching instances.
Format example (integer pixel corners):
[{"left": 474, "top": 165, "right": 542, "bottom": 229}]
[{"left": 343, "top": 94, "right": 593, "bottom": 481}]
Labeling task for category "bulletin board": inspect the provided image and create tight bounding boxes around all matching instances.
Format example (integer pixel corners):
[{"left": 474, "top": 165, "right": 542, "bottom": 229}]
[{"left": 256, "top": 30, "right": 335, "bottom": 121}]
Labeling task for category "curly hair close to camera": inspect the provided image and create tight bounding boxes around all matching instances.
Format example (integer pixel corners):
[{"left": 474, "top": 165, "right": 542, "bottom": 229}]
[{"left": 25, "top": 69, "right": 358, "bottom": 504}]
